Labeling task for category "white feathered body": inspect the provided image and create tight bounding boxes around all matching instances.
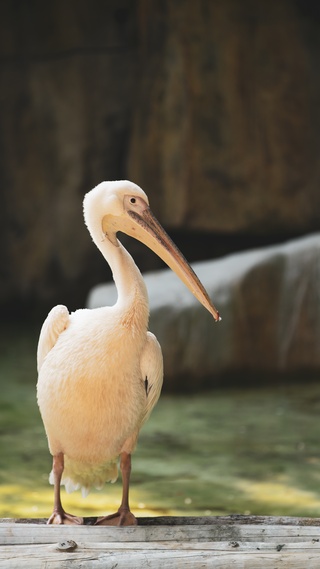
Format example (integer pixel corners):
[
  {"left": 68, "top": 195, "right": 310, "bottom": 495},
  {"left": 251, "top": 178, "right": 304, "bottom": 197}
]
[
  {"left": 37, "top": 244, "right": 163, "bottom": 496},
  {"left": 37, "top": 180, "right": 218, "bottom": 515}
]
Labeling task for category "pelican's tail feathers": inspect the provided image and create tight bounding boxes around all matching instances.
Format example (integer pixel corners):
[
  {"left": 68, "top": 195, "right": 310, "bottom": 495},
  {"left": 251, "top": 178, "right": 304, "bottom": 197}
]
[{"left": 49, "top": 457, "right": 118, "bottom": 497}]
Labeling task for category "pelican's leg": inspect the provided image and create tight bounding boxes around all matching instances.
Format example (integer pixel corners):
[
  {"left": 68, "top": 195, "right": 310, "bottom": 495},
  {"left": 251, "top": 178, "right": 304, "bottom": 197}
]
[
  {"left": 47, "top": 453, "right": 83, "bottom": 525},
  {"left": 95, "top": 452, "right": 137, "bottom": 526},
  {"left": 117, "top": 452, "right": 137, "bottom": 526}
]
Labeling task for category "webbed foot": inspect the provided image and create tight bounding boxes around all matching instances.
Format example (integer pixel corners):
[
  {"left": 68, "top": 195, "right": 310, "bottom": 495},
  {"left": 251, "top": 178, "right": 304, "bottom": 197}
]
[
  {"left": 48, "top": 509, "right": 83, "bottom": 525},
  {"left": 95, "top": 507, "right": 137, "bottom": 526}
]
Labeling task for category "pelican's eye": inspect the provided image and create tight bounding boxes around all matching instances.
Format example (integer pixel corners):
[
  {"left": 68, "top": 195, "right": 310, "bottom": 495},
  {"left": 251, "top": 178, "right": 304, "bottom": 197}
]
[{"left": 124, "top": 194, "right": 149, "bottom": 215}]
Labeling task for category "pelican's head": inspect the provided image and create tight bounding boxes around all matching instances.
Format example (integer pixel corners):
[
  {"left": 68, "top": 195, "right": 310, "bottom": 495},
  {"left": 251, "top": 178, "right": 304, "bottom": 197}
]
[{"left": 84, "top": 180, "right": 220, "bottom": 321}]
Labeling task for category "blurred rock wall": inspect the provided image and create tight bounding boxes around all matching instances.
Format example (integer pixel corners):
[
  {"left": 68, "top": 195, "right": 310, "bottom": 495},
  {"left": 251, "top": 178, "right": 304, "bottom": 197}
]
[{"left": 1, "top": 0, "right": 320, "bottom": 314}]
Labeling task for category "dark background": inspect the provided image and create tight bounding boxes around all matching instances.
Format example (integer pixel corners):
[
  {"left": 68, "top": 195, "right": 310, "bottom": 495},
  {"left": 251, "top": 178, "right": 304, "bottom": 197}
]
[{"left": 1, "top": 0, "right": 320, "bottom": 319}]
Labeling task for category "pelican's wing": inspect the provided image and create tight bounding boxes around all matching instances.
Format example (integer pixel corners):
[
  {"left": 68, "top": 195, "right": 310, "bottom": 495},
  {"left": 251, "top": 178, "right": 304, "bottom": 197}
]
[
  {"left": 37, "top": 304, "right": 70, "bottom": 373},
  {"left": 140, "top": 332, "right": 164, "bottom": 426}
]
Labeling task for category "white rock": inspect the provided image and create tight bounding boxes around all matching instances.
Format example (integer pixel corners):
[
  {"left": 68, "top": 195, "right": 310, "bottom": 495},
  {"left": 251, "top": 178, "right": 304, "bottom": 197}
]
[{"left": 87, "top": 233, "right": 320, "bottom": 388}]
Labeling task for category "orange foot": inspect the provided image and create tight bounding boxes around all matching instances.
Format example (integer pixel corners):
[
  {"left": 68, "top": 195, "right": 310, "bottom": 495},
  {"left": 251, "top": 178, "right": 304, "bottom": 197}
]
[
  {"left": 47, "top": 509, "right": 83, "bottom": 525},
  {"left": 95, "top": 508, "right": 137, "bottom": 526}
]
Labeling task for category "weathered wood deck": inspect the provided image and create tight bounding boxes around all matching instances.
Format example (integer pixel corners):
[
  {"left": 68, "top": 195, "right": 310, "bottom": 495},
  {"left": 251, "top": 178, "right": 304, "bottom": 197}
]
[{"left": 1, "top": 515, "right": 320, "bottom": 568}]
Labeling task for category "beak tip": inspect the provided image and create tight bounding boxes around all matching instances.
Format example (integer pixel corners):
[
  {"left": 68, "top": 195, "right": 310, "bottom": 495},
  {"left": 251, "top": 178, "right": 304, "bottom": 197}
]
[{"left": 214, "top": 312, "right": 222, "bottom": 323}]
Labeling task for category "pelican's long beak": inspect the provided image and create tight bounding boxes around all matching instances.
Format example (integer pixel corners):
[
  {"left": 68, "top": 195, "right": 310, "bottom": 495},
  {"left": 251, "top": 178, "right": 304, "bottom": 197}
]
[{"left": 119, "top": 206, "right": 221, "bottom": 321}]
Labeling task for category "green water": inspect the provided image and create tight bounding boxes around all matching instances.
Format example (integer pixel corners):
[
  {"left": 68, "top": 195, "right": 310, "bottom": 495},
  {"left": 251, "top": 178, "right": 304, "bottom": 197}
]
[{"left": 1, "top": 323, "right": 320, "bottom": 519}]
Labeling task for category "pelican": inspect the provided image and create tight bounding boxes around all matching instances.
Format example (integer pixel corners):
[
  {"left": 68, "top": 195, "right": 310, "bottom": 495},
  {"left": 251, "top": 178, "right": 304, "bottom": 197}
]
[{"left": 37, "top": 180, "right": 220, "bottom": 526}]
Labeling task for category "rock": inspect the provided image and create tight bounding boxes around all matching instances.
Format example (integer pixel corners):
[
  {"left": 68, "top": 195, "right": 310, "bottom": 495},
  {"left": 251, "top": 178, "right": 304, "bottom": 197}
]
[
  {"left": 0, "top": 0, "right": 138, "bottom": 313},
  {"left": 87, "top": 234, "right": 320, "bottom": 389},
  {"left": 128, "top": 0, "right": 320, "bottom": 234}
]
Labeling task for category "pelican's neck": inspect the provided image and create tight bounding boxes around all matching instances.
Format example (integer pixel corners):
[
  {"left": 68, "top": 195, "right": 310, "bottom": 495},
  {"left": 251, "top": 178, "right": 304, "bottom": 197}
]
[{"left": 90, "top": 221, "right": 149, "bottom": 324}]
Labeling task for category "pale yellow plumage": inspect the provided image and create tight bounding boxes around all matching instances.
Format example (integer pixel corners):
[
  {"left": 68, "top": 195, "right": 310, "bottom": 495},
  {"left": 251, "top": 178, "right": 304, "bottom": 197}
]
[
  {"left": 37, "top": 252, "right": 163, "bottom": 495},
  {"left": 37, "top": 180, "right": 219, "bottom": 525}
]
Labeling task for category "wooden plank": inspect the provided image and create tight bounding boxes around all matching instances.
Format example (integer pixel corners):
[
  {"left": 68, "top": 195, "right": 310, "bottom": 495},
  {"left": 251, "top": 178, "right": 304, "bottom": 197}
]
[
  {"left": 3, "top": 540, "right": 320, "bottom": 552},
  {"left": 2, "top": 521, "right": 320, "bottom": 545},
  {"left": 2, "top": 517, "right": 320, "bottom": 568},
  {"left": 1, "top": 546, "right": 320, "bottom": 569}
]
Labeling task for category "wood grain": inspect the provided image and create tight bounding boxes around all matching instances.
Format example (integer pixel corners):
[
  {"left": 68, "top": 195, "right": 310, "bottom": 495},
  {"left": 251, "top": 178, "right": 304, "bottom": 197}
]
[{"left": 1, "top": 516, "right": 320, "bottom": 568}]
